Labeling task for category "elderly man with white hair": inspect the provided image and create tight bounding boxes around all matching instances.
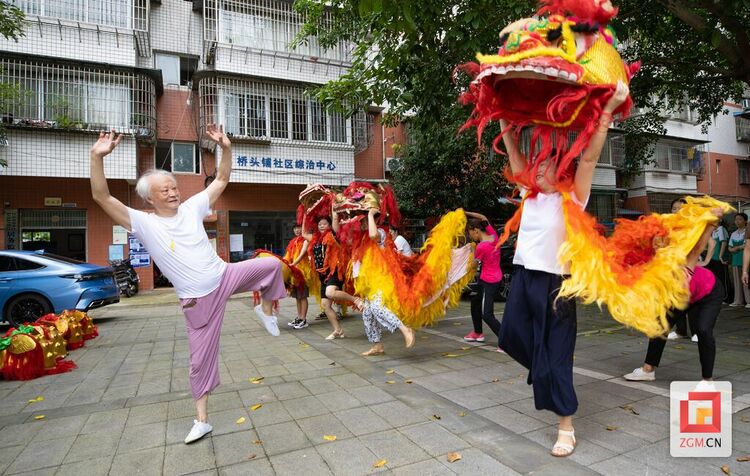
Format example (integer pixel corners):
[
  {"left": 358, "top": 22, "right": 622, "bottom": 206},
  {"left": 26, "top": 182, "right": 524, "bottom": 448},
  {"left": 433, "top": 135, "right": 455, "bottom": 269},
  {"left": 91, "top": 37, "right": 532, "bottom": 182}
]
[{"left": 90, "top": 125, "right": 285, "bottom": 444}]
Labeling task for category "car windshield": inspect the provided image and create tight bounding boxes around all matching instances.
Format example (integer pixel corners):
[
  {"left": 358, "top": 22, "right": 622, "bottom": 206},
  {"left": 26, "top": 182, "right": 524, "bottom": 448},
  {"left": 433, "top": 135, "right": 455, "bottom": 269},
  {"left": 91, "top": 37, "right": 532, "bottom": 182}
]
[{"left": 34, "top": 251, "right": 85, "bottom": 265}]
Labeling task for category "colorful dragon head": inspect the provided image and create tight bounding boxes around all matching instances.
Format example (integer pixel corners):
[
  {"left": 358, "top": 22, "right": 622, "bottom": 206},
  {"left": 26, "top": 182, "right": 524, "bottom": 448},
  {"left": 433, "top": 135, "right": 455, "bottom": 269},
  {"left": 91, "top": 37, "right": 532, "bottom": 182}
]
[
  {"left": 298, "top": 183, "right": 335, "bottom": 231},
  {"left": 333, "top": 182, "right": 402, "bottom": 229},
  {"left": 459, "top": 0, "right": 638, "bottom": 188}
]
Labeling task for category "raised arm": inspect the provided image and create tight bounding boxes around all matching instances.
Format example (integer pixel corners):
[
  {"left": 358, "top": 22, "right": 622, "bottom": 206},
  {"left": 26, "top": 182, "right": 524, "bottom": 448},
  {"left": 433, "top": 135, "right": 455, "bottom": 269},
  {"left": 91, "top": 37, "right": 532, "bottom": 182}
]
[
  {"left": 367, "top": 208, "right": 380, "bottom": 241},
  {"left": 332, "top": 205, "right": 341, "bottom": 234},
  {"left": 574, "top": 80, "right": 629, "bottom": 203},
  {"left": 204, "top": 124, "right": 232, "bottom": 208},
  {"left": 688, "top": 224, "right": 717, "bottom": 268},
  {"left": 465, "top": 211, "right": 488, "bottom": 222},
  {"left": 90, "top": 130, "right": 131, "bottom": 230},
  {"left": 698, "top": 235, "right": 717, "bottom": 267},
  {"left": 498, "top": 119, "right": 527, "bottom": 175}
]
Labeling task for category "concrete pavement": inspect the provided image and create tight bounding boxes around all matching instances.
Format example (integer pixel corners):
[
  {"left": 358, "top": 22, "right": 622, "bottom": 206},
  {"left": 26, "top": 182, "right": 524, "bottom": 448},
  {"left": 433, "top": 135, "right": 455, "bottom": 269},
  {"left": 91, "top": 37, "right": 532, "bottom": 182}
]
[{"left": 0, "top": 291, "right": 748, "bottom": 475}]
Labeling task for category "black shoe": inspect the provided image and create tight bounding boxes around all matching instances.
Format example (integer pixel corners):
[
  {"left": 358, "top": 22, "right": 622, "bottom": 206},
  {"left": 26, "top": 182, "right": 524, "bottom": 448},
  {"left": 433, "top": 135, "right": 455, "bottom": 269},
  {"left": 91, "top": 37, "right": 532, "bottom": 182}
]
[{"left": 315, "top": 312, "right": 327, "bottom": 321}]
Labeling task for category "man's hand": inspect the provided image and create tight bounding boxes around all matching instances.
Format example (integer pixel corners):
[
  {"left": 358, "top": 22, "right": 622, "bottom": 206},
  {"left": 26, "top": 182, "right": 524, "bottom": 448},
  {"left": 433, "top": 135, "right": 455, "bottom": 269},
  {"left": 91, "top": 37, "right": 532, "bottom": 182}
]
[
  {"left": 91, "top": 129, "right": 123, "bottom": 158},
  {"left": 206, "top": 124, "right": 231, "bottom": 149}
]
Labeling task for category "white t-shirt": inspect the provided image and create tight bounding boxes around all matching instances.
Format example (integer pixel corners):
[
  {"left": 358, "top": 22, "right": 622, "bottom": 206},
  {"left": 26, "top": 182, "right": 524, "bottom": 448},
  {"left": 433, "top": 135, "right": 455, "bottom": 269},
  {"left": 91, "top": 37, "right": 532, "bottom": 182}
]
[
  {"left": 127, "top": 191, "right": 227, "bottom": 299},
  {"left": 393, "top": 235, "right": 414, "bottom": 256},
  {"left": 513, "top": 188, "right": 587, "bottom": 275}
]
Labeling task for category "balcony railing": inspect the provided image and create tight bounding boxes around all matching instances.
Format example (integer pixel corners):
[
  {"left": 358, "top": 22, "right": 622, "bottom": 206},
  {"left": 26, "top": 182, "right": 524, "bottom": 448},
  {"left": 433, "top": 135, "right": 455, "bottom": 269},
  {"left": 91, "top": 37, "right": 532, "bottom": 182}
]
[
  {"left": 11, "top": 0, "right": 149, "bottom": 31},
  {"left": 0, "top": 58, "right": 157, "bottom": 139},
  {"left": 202, "top": 0, "right": 351, "bottom": 63},
  {"left": 645, "top": 141, "right": 704, "bottom": 177},
  {"left": 198, "top": 75, "right": 353, "bottom": 148},
  {"left": 737, "top": 117, "right": 750, "bottom": 142}
]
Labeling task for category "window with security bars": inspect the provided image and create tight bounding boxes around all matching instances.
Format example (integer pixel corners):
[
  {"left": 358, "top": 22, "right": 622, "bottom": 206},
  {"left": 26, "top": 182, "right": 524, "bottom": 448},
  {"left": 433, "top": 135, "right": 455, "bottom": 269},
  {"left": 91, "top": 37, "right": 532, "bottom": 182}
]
[
  {"left": 204, "top": 77, "right": 350, "bottom": 145},
  {"left": 0, "top": 58, "right": 157, "bottom": 137},
  {"left": 739, "top": 160, "right": 750, "bottom": 185},
  {"left": 206, "top": 0, "right": 351, "bottom": 62},
  {"left": 650, "top": 141, "right": 693, "bottom": 173},
  {"left": 11, "top": 0, "right": 149, "bottom": 30}
]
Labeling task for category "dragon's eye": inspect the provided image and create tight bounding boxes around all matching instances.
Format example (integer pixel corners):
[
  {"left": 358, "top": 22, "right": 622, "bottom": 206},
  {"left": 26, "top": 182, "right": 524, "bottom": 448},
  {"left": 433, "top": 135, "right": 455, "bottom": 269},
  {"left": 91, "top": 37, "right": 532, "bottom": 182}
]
[
  {"left": 499, "top": 33, "right": 510, "bottom": 47},
  {"left": 547, "top": 26, "right": 562, "bottom": 42}
]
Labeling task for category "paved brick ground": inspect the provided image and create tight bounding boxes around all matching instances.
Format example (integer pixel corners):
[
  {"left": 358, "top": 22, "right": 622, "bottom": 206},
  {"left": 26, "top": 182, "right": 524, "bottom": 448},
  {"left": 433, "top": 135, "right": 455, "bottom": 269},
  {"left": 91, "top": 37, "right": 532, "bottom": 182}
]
[{"left": 0, "top": 290, "right": 748, "bottom": 475}]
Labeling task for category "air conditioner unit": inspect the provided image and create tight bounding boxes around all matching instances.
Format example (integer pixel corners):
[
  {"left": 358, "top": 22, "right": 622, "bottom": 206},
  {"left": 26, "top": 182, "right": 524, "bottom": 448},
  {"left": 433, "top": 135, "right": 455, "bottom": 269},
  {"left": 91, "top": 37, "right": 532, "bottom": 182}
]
[
  {"left": 385, "top": 157, "right": 401, "bottom": 172},
  {"left": 742, "top": 98, "right": 750, "bottom": 110}
]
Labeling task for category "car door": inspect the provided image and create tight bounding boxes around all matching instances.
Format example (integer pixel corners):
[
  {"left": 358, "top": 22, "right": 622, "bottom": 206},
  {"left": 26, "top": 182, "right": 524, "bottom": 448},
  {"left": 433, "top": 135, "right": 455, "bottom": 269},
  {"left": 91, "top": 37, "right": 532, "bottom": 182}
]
[{"left": 0, "top": 255, "right": 17, "bottom": 309}]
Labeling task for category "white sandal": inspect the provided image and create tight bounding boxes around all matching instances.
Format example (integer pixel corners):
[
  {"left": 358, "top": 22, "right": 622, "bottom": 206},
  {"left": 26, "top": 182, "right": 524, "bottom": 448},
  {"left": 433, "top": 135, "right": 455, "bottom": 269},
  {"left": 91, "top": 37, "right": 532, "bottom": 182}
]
[{"left": 551, "top": 428, "right": 576, "bottom": 457}]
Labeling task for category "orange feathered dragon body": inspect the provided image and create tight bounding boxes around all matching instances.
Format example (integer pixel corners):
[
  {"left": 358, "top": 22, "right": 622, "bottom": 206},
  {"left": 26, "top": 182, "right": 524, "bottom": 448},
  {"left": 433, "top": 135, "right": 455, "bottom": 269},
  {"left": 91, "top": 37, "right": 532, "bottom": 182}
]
[
  {"left": 459, "top": 0, "right": 733, "bottom": 337},
  {"left": 301, "top": 182, "right": 476, "bottom": 328}
]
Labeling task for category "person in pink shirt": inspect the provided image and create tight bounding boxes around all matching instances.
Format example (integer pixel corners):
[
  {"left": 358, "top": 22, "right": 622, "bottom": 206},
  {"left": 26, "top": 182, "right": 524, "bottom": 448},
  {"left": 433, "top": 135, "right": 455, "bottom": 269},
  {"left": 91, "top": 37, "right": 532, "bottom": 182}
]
[{"left": 464, "top": 211, "right": 503, "bottom": 345}]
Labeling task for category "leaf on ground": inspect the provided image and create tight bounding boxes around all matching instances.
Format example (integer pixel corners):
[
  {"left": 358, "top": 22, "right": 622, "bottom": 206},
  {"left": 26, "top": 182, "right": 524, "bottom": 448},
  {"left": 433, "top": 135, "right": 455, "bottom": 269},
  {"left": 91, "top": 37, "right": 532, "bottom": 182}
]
[
  {"left": 385, "top": 369, "right": 395, "bottom": 374},
  {"left": 442, "top": 353, "right": 459, "bottom": 358},
  {"left": 721, "top": 464, "right": 730, "bottom": 475},
  {"left": 323, "top": 435, "right": 337, "bottom": 441},
  {"left": 252, "top": 439, "right": 262, "bottom": 445},
  {"left": 34, "top": 415, "right": 45, "bottom": 420},
  {"left": 461, "top": 346, "right": 471, "bottom": 351},
  {"left": 432, "top": 414, "right": 442, "bottom": 420},
  {"left": 248, "top": 453, "right": 257, "bottom": 460},
  {"left": 27, "top": 396, "right": 44, "bottom": 403},
  {"left": 405, "top": 380, "right": 413, "bottom": 384},
  {"left": 491, "top": 379, "right": 500, "bottom": 383},
  {"left": 373, "top": 459, "right": 387, "bottom": 468},
  {"left": 236, "top": 417, "right": 246, "bottom": 424},
  {"left": 453, "top": 322, "right": 462, "bottom": 326},
  {"left": 741, "top": 416, "right": 750, "bottom": 423},
  {"left": 420, "top": 336, "right": 429, "bottom": 339},
  {"left": 459, "top": 411, "right": 467, "bottom": 417},
  {"left": 606, "top": 425, "right": 618, "bottom": 431},
  {"left": 620, "top": 405, "right": 640, "bottom": 415},
  {"left": 250, "top": 404, "right": 263, "bottom": 411},
  {"left": 737, "top": 456, "right": 750, "bottom": 462},
  {"left": 329, "top": 362, "right": 336, "bottom": 366},
  {"left": 249, "top": 376, "right": 265, "bottom": 384},
  {"left": 385, "top": 380, "right": 396, "bottom": 384},
  {"left": 729, "top": 336, "right": 738, "bottom": 340},
  {"left": 300, "top": 343, "right": 310, "bottom": 348},
  {"left": 674, "top": 345, "right": 685, "bottom": 350},
  {"left": 447, "top": 452, "right": 462, "bottom": 463}
]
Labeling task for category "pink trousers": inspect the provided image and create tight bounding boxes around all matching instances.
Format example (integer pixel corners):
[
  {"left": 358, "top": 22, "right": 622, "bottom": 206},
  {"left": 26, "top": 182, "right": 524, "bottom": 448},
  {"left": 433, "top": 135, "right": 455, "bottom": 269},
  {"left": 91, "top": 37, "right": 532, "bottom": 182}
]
[{"left": 180, "top": 257, "right": 286, "bottom": 400}]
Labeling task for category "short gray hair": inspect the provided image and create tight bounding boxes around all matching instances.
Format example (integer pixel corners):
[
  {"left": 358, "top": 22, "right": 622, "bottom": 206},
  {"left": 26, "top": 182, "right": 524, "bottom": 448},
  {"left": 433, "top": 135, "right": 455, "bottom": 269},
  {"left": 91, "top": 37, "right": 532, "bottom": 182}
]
[{"left": 135, "top": 169, "right": 177, "bottom": 200}]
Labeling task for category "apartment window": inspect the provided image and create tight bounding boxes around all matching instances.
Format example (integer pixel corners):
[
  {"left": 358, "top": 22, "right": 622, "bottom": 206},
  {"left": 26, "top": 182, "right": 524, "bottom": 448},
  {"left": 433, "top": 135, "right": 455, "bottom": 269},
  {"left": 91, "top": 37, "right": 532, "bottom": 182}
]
[
  {"left": 291, "top": 99, "right": 307, "bottom": 141},
  {"left": 156, "top": 142, "right": 200, "bottom": 174},
  {"left": 330, "top": 111, "right": 347, "bottom": 143},
  {"left": 155, "top": 54, "right": 198, "bottom": 87},
  {"left": 269, "top": 97, "right": 288, "bottom": 139},
  {"left": 651, "top": 141, "right": 696, "bottom": 173},
  {"left": 739, "top": 161, "right": 750, "bottom": 185},
  {"left": 42, "top": 80, "right": 130, "bottom": 128},
  {"left": 310, "top": 102, "right": 327, "bottom": 141},
  {"left": 15, "top": 0, "right": 132, "bottom": 29}
]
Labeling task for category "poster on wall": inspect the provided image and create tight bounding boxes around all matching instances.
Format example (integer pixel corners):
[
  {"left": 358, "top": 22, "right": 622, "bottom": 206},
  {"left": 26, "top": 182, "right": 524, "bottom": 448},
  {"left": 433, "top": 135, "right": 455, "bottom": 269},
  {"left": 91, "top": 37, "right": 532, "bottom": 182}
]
[
  {"left": 113, "top": 226, "right": 128, "bottom": 244},
  {"left": 229, "top": 234, "right": 244, "bottom": 252},
  {"left": 128, "top": 234, "right": 151, "bottom": 268}
]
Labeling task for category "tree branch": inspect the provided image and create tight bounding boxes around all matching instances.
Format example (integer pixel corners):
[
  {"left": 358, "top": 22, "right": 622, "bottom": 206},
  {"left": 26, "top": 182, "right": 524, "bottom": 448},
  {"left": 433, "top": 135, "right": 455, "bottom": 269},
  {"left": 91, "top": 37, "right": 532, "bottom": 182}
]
[{"left": 645, "top": 58, "right": 737, "bottom": 79}]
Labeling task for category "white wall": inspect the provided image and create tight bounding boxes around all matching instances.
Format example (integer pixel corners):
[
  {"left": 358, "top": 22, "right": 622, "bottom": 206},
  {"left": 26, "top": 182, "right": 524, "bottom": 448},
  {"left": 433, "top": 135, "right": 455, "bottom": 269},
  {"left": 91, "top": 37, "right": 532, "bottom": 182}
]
[
  {"left": 0, "top": 130, "right": 136, "bottom": 180},
  {"left": 227, "top": 142, "right": 354, "bottom": 186},
  {"left": 663, "top": 103, "right": 747, "bottom": 157},
  {"left": 592, "top": 166, "right": 616, "bottom": 188},
  {"left": 148, "top": 0, "right": 204, "bottom": 60}
]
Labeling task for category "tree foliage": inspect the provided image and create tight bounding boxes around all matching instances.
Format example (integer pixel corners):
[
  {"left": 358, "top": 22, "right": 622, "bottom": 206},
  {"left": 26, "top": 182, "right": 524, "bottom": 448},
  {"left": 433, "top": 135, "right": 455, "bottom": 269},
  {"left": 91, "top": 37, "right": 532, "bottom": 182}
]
[{"left": 296, "top": 0, "right": 747, "bottom": 215}]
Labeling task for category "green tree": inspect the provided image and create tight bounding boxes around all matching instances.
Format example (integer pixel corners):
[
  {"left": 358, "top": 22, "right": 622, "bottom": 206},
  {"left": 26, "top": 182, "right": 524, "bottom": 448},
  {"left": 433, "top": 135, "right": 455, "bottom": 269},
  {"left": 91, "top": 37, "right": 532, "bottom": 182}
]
[
  {"left": 0, "top": 1, "right": 26, "bottom": 166},
  {"left": 295, "top": 0, "right": 749, "bottom": 214}
]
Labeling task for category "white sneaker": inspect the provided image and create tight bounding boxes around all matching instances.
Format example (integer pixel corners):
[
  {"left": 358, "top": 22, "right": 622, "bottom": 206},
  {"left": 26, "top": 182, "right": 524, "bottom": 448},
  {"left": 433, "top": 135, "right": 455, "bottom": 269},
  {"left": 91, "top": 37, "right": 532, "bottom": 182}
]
[
  {"left": 667, "top": 331, "right": 684, "bottom": 340},
  {"left": 255, "top": 305, "right": 280, "bottom": 336},
  {"left": 184, "top": 420, "right": 212, "bottom": 444},
  {"left": 691, "top": 334, "right": 699, "bottom": 343},
  {"left": 623, "top": 367, "right": 655, "bottom": 381},
  {"left": 729, "top": 303, "right": 743, "bottom": 307},
  {"left": 745, "top": 304, "right": 750, "bottom": 309}
]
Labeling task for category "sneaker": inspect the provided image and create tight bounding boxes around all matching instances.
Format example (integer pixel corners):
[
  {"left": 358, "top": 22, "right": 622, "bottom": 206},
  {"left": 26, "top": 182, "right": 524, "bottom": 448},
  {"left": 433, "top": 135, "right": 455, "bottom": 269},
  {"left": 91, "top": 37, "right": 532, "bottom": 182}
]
[
  {"left": 667, "top": 331, "right": 687, "bottom": 340},
  {"left": 691, "top": 334, "right": 699, "bottom": 343},
  {"left": 288, "top": 318, "right": 302, "bottom": 327},
  {"left": 292, "top": 320, "right": 308, "bottom": 329},
  {"left": 729, "top": 303, "right": 743, "bottom": 307},
  {"left": 464, "top": 331, "right": 480, "bottom": 342},
  {"left": 623, "top": 367, "right": 655, "bottom": 381},
  {"left": 184, "top": 419, "right": 212, "bottom": 444},
  {"left": 745, "top": 304, "right": 750, "bottom": 309},
  {"left": 254, "top": 305, "right": 280, "bottom": 336},
  {"left": 315, "top": 311, "right": 327, "bottom": 321},
  {"left": 695, "top": 380, "right": 716, "bottom": 392}
]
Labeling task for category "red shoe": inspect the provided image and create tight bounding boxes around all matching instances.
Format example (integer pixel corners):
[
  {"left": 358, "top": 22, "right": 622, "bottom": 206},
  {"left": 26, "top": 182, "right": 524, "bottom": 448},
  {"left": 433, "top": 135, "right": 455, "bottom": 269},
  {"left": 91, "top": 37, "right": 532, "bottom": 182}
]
[{"left": 463, "top": 331, "right": 485, "bottom": 342}]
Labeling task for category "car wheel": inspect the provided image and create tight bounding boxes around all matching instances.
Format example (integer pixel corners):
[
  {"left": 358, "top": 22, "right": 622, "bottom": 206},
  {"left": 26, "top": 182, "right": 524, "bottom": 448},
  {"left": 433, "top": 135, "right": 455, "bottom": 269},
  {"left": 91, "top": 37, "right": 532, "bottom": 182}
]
[
  {"left": 128, "top": 281, "right": 139, "bottom": 296},
  {"left": 5, "top": 293, "right": 52, "bottom": 327}
]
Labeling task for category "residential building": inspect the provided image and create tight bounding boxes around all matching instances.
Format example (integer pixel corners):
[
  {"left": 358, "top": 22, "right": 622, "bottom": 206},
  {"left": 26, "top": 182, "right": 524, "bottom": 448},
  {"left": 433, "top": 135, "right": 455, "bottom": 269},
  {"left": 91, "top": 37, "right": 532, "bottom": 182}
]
[{"left": 0, "top": 0, "right": 385, "bottom": 291}]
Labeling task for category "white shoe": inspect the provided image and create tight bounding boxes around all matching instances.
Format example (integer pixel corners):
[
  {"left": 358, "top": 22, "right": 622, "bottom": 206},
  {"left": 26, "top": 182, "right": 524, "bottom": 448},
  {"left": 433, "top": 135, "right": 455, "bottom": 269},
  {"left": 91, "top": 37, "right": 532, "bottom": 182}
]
[
  {"left": 745, "top": 304, "right": 750, "bottom": 309},
  {"left": 695, "top": 380, "right": 716, "bottom": 392},
  {"left": 255, "top": 305, "right": 280, "bottom": 336},
  {"left": 691, "top": 334, "right": 699, "bottom": 343},
  {"left": 729, "top": 303, "right": 743, "bottom": 307},
  {"left": 184, "top": 420, "right": 212, "bottom": 444},
  {"left": 623, "top": 367, "right": 655, "bottom": 381},
  {"left": 667, "top": 331, "right": 686, "bottom": 340}
]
